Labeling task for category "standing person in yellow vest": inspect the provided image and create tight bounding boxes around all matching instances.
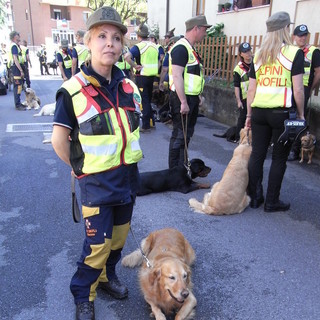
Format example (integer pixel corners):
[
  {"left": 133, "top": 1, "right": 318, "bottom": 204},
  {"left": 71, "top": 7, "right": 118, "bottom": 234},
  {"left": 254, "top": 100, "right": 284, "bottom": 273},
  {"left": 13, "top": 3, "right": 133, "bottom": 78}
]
[
  {"left": 21, "top": 40, "right": 32, "bottom": 88},
  {"left": 8, "top": 31, "right": 26, "bottom": 110},
  {"left": 125, "top": 24, "right": 160, "bottom": 132},
  {"left": 52, "top": 6, "right": 142, "bottom": 320},
  {"left": 288, "top": 24, "right": 320, "bottom": 161},
  {"left": 57, "top": 39, "right": 73, "bottom": 81},
  {"left": 149, "top": 33, "right": 165, "bottom": 80},
  {"left": 245, "top": 12, "right": 305, "bottom": 212},
  {"left": 233, "top": 42, "right": 252, "bottom": 141},
  {"left": 72, "top": 30, "right": 89, "bottom": 76},
  {"left": 115, "top": 45, "right": 131, "bottom": 78},
  {"left": 168, "top": 15, "right": 211, "bottom": 168}
]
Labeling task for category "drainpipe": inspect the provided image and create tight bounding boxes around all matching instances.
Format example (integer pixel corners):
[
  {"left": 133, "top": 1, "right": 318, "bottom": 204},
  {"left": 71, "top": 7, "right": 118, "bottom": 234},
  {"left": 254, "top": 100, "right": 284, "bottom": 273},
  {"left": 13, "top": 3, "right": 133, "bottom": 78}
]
[
  {"left": 27, "top": 0, "right": 35, "bottom": 47},
  {"left": 166, "top": 0, "right": 169, "bottom": 33},
  {"left": 268, "top": 0, "right": 273, "bottom": 17}
]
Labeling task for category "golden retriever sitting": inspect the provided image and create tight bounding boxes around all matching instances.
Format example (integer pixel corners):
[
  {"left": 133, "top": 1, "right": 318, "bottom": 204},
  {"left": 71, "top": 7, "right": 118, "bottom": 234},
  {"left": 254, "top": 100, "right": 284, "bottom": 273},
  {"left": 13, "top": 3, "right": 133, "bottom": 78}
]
[
  {"left": 122, "top": 228, "right": 196, "bottom": 320},
  {"left": 189, "top": 127, "right": 252, "bottom": 215},
  {"left": 22, "top": 88, "right": 41, "bottom": 110},
  {"left": 300, "top": 132, "right": 316, "bottom": 164}
]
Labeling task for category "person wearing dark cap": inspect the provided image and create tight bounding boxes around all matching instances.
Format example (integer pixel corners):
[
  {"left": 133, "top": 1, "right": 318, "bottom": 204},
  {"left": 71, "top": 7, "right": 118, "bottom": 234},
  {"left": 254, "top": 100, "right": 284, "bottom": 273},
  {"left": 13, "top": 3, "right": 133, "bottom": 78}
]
[
  {"left": 52, "top": 6, "right": 143, "bottom": 320},
  {"left": 20, "top": 39, "right": 32, "bottom": 88},
  {"left": 164, "top": 28, "right": 175, "bottom": 46},
  {"left": 57, "top": 39, "right": 73, "bottom": 80},
  {"left": 7, "top": 31, "right": 25, "bottom": 110},
  {"left": 233, "top": 42, "right": 253, "bottom": 141},
  {"left": 288, "top": 24, "right": 320, "bottom": 161},
  {"left": 245, "top": 11, "right": 305, "bottom": 212},
  {"left": 167, "top": 15, "right": 211, "bottom": 168},
  {"left": 72, "top": 30, "right": 89, "bottom": 76},
  {"left": 125, "top": 24, "right": 161, "bottom": 132}
]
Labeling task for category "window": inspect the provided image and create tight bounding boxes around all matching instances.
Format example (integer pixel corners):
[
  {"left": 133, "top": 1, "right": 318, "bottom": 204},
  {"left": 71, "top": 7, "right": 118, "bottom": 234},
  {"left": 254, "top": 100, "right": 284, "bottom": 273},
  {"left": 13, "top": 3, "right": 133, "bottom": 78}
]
[
  {"left": 54, "top": 9, "right": 61, "bottom": 20},
  {"left": 83, "top": 11, "right": 90, "bottom": 23},
  {"left": 130, "top": 18, "right": 136, "bottom": 26},
  {"left": 130, "top": 33, "right": 137, "bottom": 40}
]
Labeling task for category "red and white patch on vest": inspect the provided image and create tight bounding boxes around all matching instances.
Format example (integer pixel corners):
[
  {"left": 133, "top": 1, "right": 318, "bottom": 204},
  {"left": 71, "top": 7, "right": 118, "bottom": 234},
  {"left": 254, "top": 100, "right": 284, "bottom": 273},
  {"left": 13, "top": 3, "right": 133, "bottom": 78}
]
[{"left": 122, "top": 81, "right": 134, "bottom": 94}]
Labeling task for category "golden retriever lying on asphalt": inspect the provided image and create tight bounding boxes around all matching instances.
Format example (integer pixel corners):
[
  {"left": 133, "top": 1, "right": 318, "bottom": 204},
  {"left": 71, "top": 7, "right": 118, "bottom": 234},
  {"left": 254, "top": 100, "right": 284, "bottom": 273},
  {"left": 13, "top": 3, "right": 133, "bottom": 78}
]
[
  {"left": 122, "top": 228, "right": 196, "bottom": 320},
  {"left": 189, "top": 128, "right": 252, "bottom": 215}
]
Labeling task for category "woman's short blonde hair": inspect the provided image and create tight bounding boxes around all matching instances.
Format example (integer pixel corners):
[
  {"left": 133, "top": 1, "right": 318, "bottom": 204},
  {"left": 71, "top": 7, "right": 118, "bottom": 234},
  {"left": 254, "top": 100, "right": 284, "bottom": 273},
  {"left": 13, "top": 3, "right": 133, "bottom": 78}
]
[{"left": 83, "top": 26, "right": 124, "bottom": 64}]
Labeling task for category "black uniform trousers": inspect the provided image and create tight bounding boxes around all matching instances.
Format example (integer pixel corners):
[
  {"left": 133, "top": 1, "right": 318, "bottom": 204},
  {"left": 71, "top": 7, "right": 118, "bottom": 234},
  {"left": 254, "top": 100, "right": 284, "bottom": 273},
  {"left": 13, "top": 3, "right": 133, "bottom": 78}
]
[
  {"left": 22, "top": 63, "right": 30, "bottom": 88},
  {"left": 248, "top": 107, "right": 292, "bottom": 204},
  {"left": 168, "top": 91, "right": 199, "bottom": 168},
  {"left": 235, "top": 98, "right": 248, "bottom": 140},
  {"left": 135, "top": 75, "right": 155, "bottom": 129}
]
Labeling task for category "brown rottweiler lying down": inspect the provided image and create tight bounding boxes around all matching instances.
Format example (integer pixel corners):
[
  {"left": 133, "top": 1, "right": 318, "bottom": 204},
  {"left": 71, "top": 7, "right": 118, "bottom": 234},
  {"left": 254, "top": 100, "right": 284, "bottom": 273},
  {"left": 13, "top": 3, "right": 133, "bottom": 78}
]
[{"left": 137, "top": 159, "right": 211, "bottom": 196}]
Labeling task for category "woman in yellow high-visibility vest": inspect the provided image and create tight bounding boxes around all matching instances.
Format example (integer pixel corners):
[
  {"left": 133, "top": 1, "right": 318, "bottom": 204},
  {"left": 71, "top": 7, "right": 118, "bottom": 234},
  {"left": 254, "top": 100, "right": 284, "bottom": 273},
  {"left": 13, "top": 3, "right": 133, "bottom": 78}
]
[
  {"left": 246, "top": 11, "right": 305, "bottom": 213},
  {"left": 51, "top": 7, "right": 143, "bottom": 320}
]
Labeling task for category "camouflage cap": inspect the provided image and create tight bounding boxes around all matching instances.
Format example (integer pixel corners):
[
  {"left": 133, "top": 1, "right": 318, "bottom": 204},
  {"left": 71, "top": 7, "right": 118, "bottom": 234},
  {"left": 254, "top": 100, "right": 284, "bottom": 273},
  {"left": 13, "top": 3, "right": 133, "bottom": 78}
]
[
  {"left": 86, "top": 6, "right": 127, "bottom": 34},
  {"left": 76, "top": 30, "right": 85, "bottom": 38},
  {"left": 266, "top": 11, "right": 293, "bottom": 32},
  {"left": 9, "top": 31, "right": 20, "bottom": 40},
  {"left": 165, "top": 28, "right": 175, "bottom": 38},
  {"left": 61, "top": 39, "right": 69, "bottom": 47},
  {"left": 185, "top": 15, "right": 211, "bottom": 31},
  {"left": 136, "top": 24, "right": 149, "bottom": 38}
]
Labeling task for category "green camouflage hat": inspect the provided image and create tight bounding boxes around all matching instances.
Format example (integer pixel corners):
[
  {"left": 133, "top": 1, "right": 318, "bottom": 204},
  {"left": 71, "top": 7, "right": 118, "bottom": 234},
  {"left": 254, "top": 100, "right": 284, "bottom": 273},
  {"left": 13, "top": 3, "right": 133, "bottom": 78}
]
[{"left": 86, "top": 6, "right": 127, "bottom": 34}]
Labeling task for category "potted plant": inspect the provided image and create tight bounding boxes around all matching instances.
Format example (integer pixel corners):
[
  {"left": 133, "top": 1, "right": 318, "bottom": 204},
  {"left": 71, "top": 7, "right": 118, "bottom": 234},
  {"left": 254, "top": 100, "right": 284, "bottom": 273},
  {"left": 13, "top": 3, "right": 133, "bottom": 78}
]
[
  {"left": 224, "top": 2, "right": 232, "bottom": 11},
  {"left": 218, "top": 4, "right": 225, "bottom": 12}
]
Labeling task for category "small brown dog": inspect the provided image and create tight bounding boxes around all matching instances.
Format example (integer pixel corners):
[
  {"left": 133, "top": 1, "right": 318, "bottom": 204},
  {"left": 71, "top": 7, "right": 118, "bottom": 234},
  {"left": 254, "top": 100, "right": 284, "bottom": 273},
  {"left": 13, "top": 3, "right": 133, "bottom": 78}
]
[
  {"left": 189, "top": 127, "right": 252, "bottom": 215},
  {"left": 122, "top": 228, "right": 196, "bottom": 320},
  {"left": 300, "top": 132, "right": 316, "bottom": 164}
]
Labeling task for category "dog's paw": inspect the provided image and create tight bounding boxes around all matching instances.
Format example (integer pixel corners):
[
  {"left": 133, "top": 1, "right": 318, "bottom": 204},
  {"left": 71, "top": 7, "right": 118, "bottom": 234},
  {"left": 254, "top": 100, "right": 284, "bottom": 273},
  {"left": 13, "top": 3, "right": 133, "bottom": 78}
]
[
  {"left": 26, "top": 106, "right": 31, "bottom": 110},
  {"left": 121, "top": 249, "right": 143, "bottom": 268},
  {"left": 35, "top": 106, "right": 40, "bottom": 110}
]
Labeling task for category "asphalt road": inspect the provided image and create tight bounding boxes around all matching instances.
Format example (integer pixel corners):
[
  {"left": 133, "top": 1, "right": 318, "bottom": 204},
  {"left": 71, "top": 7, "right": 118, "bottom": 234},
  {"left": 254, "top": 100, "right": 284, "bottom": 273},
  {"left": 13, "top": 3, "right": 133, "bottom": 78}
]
[{"left": 0, "top": 72, "right": 320, "bottom": 320}]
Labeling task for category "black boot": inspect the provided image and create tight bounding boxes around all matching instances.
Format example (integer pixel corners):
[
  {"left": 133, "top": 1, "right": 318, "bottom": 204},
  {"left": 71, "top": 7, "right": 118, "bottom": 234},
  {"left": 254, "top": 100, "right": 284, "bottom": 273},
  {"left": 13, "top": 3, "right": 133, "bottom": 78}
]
[
  {"left": 76, "top": 301, "right": 95, "bottom": 320},
  {"left": 98, "top": 278, "right": 128, "bottom": 299},
  {"left": 264, "top": 200, "right": 290, "bottom": 212},
  {"left": 249, "top": 180, "right": 264, "bottom": 209}
]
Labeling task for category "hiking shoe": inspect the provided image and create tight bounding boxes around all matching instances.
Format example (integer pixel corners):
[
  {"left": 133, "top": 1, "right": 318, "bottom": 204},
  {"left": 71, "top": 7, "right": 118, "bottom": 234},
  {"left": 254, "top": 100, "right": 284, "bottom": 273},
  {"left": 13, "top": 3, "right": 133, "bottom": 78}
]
[
  {"left": 98, "top": 279, "right": 128, "bottom": 299},
  {"left": 76, "top": 301, "right": 95, "bottom": 320}
]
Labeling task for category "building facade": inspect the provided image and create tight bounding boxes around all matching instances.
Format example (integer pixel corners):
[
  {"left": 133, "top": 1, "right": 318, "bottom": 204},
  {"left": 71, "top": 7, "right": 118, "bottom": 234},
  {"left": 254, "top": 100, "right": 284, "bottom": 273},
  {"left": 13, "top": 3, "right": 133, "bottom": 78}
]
[{"left": 148, "top": 0, "right": 320, "bottom": 43}]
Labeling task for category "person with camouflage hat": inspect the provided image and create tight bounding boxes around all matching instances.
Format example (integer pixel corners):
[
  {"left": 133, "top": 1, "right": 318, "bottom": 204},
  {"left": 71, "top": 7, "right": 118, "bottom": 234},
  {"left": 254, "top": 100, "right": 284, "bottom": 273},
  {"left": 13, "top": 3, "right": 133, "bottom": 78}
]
[
  {"left": 168, "top": 15, "right": 211, "bottom": 168},
  {"left": 71, "top": 30, "right": 89, "bottom": 76},
  {"left": 125, "top": 24, "right": 161, "bottom": 132},
  {"left": 57, "top": 39, "right": 73, "bottom": 80},
  {"left": 7, "top": 31, "right": 26, "bottom": 110},
  {"left": 52, "top": 6, "right": 143, "bottom": 320}
]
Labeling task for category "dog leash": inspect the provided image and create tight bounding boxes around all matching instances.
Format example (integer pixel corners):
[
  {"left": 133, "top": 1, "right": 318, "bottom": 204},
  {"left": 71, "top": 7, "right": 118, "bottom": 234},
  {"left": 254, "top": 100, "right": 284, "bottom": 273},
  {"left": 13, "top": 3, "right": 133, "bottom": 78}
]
[
  {"left": 130, "top": 226, "right": 153, "bottom": 268},
  {"left": 181, "top": 114, "right": 192, "bottom": 179},
  {"left": 71, "top": 174, "right": 81, "bottom": 223}
]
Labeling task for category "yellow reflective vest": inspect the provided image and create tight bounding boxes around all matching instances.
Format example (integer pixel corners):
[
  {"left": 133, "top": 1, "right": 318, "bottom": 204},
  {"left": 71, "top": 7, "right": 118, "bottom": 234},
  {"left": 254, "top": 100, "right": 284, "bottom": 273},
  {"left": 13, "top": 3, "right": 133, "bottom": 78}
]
[
  {"left": 302, "top": 45, "right": 318, "bottom": 87},
  {"left": 116, "top": 47, "right": 131, "bottom": 70},
  {"left": 168, "top": 38, "right": 205, "bottom": 95},
  {"left": 252, "top": 45, "right": 300, "bottom": 108},
  {"left": 233, "top": 62, "right": 249, "bottom": 100},
  {"left": 20, "top": 45, "right": 28, "bottom": 64},
  {"left": 60, "top": 71, "right": 143, "bottom": 176},
  {"left": 8, "top": 43, "right": 24, "bottom": 67},
  {"left": 135, "top": 41, "right": 159, "bottom": 76},
  {"left": 74, "top": 44, "right": 89, "bottom": 68},
  {"left": 59, "top": 50, "right": 72, "bottom": 69}
]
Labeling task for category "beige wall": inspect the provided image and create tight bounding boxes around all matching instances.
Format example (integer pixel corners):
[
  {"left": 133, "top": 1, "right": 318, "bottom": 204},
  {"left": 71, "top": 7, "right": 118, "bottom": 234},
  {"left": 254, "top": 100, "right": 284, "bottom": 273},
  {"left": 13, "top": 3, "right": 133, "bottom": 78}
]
[{"left": 148, "top": 0, "right": 320, "bottom": 41}]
